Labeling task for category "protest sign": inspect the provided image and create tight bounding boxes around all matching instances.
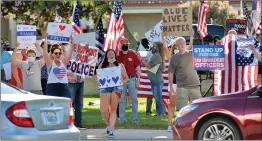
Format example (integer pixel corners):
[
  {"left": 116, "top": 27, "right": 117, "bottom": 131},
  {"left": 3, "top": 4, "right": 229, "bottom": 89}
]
[
  {"left": 66, "top": 34, "right": 98, "bottom": 77},
  {"left": 144, "top": 20, "right": 178, "bottom": 47},
  {"left": 17, "top": 25, "right": 36, "bottom": 49},
  {"left": 47, "top": 22, "right": 72, "bottom": 43},
  {"left": 96, "top": 66, "right": 122, "bottom": 89},
  {"left": 71, "top": 32, "right": 96, "bottom": 46},
  {"left": 3, "top": 62, "right": 11, "bottom": 80},
  {"left": 162, "top": 6, "right": 192, "bottom": 36},
  {"left": 226, "top": 19, "right": 247, "bottom": 34},
  {"left": 193, "top": 45, "right": 225, "bottom": 71}
]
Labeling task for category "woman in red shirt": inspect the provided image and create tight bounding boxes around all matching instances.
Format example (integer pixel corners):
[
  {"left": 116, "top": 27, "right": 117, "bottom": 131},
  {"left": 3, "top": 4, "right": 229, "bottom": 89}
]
[{"left": 10, "top": 50, "right": 27, "bottom": 88}]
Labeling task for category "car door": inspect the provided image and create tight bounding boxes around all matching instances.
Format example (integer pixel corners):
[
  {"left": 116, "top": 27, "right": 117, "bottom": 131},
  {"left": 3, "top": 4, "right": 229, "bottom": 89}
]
[{"left": 244, "top": 90, "right": 262, "bottom": 140}]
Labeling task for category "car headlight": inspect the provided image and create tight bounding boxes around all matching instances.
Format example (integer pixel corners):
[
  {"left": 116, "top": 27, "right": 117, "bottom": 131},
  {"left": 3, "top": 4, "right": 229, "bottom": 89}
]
[{"left": 177, "top": 104, "right": 198, "bottom": 117}]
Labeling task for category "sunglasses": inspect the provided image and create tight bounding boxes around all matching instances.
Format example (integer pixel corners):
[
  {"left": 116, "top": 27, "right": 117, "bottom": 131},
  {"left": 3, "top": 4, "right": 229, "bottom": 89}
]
[{"left": 54, "top": 52, "right": 62, "bottom": 55}]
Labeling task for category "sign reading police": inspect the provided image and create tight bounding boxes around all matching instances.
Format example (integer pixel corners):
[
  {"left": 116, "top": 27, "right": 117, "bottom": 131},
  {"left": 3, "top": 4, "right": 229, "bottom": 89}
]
[
  {"left": 17, "top": 25, "right": 36, "bottom": 49},
  {"left": 193, "top": 45, "right": 225, "bottom": 71},
  {"left": 66, "top": 34, "right": 98, "bottom": 77},
  {"left": 226, "top": 19, "right": 247, "bottom": 34},
  {"left": 47, "top": 22, "right": 72, "bottom": 43}
]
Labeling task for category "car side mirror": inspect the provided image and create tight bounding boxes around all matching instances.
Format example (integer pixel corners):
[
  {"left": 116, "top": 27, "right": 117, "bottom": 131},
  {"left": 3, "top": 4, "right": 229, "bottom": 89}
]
[{"left": 257, "top": 85, "right": 262, "bottom": 97}]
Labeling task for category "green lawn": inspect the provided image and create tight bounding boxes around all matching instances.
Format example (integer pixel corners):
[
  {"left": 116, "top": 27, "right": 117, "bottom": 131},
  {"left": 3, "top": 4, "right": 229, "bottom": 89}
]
[{"left": 82, "top": 96, "right": 177, "bottom": 129}]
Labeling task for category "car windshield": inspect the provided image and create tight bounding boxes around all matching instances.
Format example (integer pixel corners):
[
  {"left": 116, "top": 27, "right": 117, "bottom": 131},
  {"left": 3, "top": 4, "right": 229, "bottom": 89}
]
[{"left": 1, "top": 82, "right": 29, "bottom": 94}]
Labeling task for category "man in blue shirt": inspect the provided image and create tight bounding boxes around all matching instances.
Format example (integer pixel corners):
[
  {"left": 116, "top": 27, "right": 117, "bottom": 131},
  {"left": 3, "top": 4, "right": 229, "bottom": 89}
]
[{"left": 1, "top": 48, "right": 12, "bottom": 82}]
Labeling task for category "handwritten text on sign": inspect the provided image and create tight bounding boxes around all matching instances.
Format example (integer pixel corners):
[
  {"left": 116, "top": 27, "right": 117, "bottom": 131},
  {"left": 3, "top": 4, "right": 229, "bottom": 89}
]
[
  {"left": 17, "top": 25, "right": 36, "bottom": 49},
  {"left": 162, "top": 7, "right": 192, "bottom": 36},
  {"left": 47, "top": 22, "right": 72, "bottom": 43},
  {"left": 144, "top": 20, "right": 177, "bottom": 47},
  {"left": 193, "top": 45, "right": 225, "bottom": 71},
  {"left": 66, "top": 44, "right": 98, "bottom": 77},
  {"left": 96, "top": 66, "right": 122, "bottom": 89}
]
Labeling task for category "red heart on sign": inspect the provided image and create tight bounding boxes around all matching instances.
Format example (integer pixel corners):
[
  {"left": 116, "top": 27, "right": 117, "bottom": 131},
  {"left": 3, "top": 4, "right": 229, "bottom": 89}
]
[{"left": 59, "top": 25, "right": 66, "bottom": 31}]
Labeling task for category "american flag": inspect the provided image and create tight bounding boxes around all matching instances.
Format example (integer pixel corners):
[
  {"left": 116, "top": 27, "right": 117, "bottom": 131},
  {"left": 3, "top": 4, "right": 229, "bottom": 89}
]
[
  {"left": 72, "top": 1, "right": 83, "bottom": 35},
  {"left": 95, "top": 15, "right": 105, "bottom": 65},
  {"left": 197, "top": 0, "right": 210, "bottom": 39},
  {"left": 213, "top": 34, "right": 259, "bottom": 96},
  {"left": 102, "top": 0, "right": 124, "bottom": 55},
  {"left": 53, "top": 67, "right": 67, "bottom": 80},
  {"left": 138, "top": 55, "right": 170, "bottom": 112},
  {"left": 246, "top": 1, "right": 262, "bottom": 37},
  {"left": 235, "top": 36, "right": 259, "bottom": 66}
]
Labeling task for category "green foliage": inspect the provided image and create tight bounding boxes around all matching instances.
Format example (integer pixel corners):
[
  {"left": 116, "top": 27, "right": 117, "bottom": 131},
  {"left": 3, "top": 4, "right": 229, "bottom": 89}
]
[
  {"left": 179, "top": 1, "right": 239, "bottom": 27},
  {"left": 1, "top": 1, "right": 112, "bottom": 36}
]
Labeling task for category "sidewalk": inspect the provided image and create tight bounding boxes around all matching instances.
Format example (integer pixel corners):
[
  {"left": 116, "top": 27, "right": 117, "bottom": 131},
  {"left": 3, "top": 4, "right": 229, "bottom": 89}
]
[{"left": 80, "top": 129, "right": 173, "bottom": 140}]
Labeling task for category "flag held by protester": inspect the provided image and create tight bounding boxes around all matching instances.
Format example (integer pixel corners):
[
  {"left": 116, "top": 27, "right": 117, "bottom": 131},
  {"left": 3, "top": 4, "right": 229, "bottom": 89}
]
[
  {"left": 72, "top": 1, "right": 83, "bottom": 35},
  {"left": 197, "top": 0, "right": 210, "bottom": 40},
  {"left": 95, "top": 16, "right": 105, "bottom": 65},
  {"left": 214, "top": 34, "right": 258, "bottom": 96},
  {"left": 103, "top": 0, "right": 124, "bottom": 55}
]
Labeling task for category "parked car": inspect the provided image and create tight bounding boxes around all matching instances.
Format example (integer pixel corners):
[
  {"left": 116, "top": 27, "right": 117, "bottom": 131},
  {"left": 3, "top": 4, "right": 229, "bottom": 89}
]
[
  {"left": 1, "top": 82, "right": 80, "bottom": 140},
  {"left": 173, "top": 84, "right": 262, "bottom": 140},
  {"left": 184, "top": 24, "right": 226, "bottom": 45}
]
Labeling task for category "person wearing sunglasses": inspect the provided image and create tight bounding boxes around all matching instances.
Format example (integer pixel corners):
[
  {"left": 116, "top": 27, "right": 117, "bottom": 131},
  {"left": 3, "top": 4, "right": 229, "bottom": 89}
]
[
  {"left": 42, "top": 36, "right": 73, "bottom": 98},
  {"left": 11, "top": 42, "right": 45, "bottom": 94}
]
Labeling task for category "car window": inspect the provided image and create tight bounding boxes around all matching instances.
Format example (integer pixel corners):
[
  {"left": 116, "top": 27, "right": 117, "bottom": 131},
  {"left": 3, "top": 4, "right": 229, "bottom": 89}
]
[
  {"left": 250, "top": 90, "right": 261, "bottom": 97},
  {"left": 1, "top": 83, "right": 28, "bottom": 94}
]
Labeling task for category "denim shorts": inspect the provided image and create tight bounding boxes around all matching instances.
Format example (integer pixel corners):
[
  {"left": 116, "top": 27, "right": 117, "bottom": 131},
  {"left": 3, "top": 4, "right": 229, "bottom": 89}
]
[{"left": 99, "top": 86, "right": 122, "bottom": 94}]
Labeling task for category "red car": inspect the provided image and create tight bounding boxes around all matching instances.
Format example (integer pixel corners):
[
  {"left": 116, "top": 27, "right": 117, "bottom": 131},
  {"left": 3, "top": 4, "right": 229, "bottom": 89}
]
[{"left": 173, "top": 84, "right": 262, "bottom": 140}]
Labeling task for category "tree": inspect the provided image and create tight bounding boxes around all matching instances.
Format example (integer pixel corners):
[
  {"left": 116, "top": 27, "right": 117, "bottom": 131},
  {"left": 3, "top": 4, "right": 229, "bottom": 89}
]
[
  {"left": 1, "top": 1, "right": 112, "bottom": 36},
  {"left": 178, "top": 1, "right": 239, "bottom": 27}
]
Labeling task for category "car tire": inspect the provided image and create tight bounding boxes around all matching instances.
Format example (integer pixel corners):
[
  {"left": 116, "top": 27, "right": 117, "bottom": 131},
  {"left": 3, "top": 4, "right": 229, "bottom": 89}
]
[{"left": 198, "top": 117, "right": 241, "bottom": 140}]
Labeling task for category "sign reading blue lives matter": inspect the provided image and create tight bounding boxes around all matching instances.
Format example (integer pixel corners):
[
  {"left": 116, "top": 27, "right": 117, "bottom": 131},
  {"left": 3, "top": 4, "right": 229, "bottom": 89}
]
[
  {"left": 193, "top": 45, "right": 225, "bottom": 71},
  {"left": 96, "top": 66, "right": 122, "bottom": 89},
  {"left": 17, "top": 25, "right": 36, "bottom": 49},
  {"left": 47, "top": 22, "right": 72, "bottom": 43}
]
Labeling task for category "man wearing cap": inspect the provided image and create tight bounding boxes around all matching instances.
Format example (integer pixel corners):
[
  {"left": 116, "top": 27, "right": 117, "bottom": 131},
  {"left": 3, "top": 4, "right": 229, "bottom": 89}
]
[
  {"left": 11, "top": 42, "right": 45, "bottom": 94},
  {"left": 118, "top": 37, "right": 141, "bottom": 124}
]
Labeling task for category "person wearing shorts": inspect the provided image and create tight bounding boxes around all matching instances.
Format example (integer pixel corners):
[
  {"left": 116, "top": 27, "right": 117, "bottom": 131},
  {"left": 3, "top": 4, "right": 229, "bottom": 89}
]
[
  {"left": 97, "top": 49, "right": 129, "bottom": 138},
  {"left": 168, "top": 35, "right": 201, "bottom": 113}
]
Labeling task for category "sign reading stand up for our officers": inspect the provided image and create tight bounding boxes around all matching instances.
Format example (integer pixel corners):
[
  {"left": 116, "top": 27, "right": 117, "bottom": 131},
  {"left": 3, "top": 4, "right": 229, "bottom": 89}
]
[
  {"left": 162, "top": 6, "right": 192, "bottom": 36},
  {"left": 193, "top": 45, "right": 225, "bottom": 71}
]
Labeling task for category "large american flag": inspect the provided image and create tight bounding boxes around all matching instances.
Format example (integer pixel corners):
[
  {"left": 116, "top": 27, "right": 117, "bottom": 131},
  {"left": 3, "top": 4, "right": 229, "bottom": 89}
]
[
  {"left": 138, "top": 54, "right": 170, "bottom": 112},
  {"left": 213, "top": 34, "right": 259, "bottom": 96},
  {"left": 197, "top": 0, "right": 210, "bottom": 39},
  {"left": 72, "top": 1, "right": 83, "bottom": 35},
  {"left": 102, "top": 0, "right": 124, "bottom": 55},
  {"left": 95, "top": 15, "right": 105, "bottom": 65}
]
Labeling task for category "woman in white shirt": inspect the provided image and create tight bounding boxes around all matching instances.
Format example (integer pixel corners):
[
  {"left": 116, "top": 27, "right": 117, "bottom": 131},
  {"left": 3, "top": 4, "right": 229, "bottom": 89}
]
[{"left": 42, "top": 36, "right": 73, "bottom": 98}]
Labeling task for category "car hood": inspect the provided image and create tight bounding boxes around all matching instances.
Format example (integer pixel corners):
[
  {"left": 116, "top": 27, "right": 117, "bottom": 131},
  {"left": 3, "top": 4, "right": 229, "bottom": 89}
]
[{"left": 192, "top": 87, "right": 257, "bottom": 104}]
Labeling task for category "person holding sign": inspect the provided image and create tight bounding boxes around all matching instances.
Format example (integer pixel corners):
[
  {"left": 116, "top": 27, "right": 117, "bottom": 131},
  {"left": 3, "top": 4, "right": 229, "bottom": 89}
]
[
  {"left": 42, "top": 35, "right": 73, "bottom": 98},
  {"left": 168, "top": 33, "right": 201, "bottom": 112},
  {"left": 97, "top": 49, "right": 129, "bottom": 138},
  {"left": 1, "top": 46, "right": 11, "bottom": 82},
  {"left": 142, "top": 42, "right": 167, "bottom": 118},
  {"left": 11, "top": 42, "right": 45, "bottom": 94},
  {"left": 249, "top": 44, "right": 262, "bottom": 62}
]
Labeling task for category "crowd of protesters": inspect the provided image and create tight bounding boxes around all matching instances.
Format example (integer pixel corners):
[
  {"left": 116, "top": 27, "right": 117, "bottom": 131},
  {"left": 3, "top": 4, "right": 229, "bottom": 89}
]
[{"left": 1, "top": 29, "right": 261, "bottom": 138}]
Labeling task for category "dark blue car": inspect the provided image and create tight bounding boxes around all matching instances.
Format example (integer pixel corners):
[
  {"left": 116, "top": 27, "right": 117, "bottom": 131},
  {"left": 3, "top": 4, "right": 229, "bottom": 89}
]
[{"left": 184, "top": 24, "right": 226, "bottom": 45}]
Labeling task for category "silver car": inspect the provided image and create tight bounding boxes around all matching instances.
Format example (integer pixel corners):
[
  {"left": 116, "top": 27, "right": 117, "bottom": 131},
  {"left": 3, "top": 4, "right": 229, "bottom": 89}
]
[{"left": 1, "top": 82, "right": 80, "bottom": 140}]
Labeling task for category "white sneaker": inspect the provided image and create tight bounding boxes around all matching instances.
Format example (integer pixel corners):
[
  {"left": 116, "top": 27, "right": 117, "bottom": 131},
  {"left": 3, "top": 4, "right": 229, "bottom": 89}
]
[
  {"left": 106, "top": 126, "right": 110, "bottom": 134},
  {"left": 167, "top": 126, "right": 172, "bottom": 132}
]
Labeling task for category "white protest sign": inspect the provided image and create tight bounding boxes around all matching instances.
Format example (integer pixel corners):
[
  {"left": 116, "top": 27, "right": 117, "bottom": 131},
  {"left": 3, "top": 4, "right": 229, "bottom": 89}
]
[
  {"left": 72, "top": 32, "right": 96, "bottom": 46},
  {"left": 96, "top": 66, "right": 122, "bottom": 89},
  {"left": 145, "top": 20, "right": 178, "bottom": 47},
  {"left": 66, "top": 34, "right": 98, "bottom": 78},
  {"left": 47, "top": 22, "right": 72, "bottom": 43},
  {"left": 3, "top": 62, "right": 11, "bottom": 80},
  {"left": 17, "top": 25, "right": 36, "bottom": 49}
]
